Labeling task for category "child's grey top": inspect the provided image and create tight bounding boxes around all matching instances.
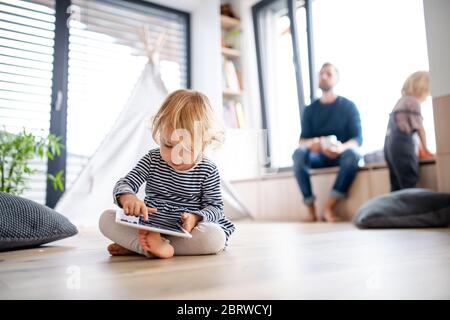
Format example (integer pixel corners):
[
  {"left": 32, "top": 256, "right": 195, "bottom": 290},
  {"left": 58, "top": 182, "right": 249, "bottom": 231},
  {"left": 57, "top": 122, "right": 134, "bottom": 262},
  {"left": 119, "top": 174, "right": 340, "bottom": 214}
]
[{"left": 392, "top": 96, "right": 424, "bottom": 134}]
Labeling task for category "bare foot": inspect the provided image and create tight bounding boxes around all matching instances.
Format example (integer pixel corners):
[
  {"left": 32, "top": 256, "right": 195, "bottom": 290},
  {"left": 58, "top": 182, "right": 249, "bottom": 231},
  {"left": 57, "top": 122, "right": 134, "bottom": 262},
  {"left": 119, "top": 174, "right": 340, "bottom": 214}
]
[
  {"left": 301, "top": 204, "right": 317, "bottom": 222},
  {"left": 107, "top": 243, "right": 137, "bottom": 256},
  {"left": 323, "top": 209, "right": 342, "bottom": 222},
  {"left": 138, "top": 230, "right": 174, "bottom": 259},
  {"left": 323, "top": 197, "right": 342, "bottom": 222}
]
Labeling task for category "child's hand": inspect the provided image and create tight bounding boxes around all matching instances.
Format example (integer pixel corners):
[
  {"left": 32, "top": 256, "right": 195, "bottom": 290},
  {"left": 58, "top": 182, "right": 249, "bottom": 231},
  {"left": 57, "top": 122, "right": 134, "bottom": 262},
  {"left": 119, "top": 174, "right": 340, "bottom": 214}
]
[
  {"left": 118, "top": 193, "right": 157, "bottom": 221},
  {"left": 181, "top": 213, "right": 202, "bottom": 232}
]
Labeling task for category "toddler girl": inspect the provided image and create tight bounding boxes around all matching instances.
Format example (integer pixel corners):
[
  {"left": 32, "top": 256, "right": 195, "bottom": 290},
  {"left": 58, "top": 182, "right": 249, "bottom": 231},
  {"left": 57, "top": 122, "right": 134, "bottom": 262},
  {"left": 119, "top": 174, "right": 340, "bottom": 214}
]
[{"left": 99, "top": 89, "right": 235, "bottom": 258}]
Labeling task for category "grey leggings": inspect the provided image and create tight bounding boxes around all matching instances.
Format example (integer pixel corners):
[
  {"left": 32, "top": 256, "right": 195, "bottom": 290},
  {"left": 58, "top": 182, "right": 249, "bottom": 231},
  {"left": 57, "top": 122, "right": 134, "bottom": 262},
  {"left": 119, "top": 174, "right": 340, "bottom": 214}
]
[{"left": 99, "top": 210, "right": 227, "bottom": 258}]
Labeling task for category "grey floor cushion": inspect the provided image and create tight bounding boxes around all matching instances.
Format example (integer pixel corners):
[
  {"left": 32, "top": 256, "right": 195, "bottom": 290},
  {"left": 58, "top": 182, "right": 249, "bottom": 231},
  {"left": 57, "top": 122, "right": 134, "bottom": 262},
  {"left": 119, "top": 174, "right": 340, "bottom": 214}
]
[
  {"left": 353, "top": 188, "right": 450, "bottom": 228},
  {"left": 0, "top": 192, "right": 78, "bottom": 251}
]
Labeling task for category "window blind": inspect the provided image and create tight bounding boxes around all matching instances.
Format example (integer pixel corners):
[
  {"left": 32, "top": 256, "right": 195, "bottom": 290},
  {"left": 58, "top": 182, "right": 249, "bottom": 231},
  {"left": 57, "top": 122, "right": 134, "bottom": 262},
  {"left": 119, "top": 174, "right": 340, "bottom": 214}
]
[{"left": 0, "top": 0, "right": 55, "bottom": 203}]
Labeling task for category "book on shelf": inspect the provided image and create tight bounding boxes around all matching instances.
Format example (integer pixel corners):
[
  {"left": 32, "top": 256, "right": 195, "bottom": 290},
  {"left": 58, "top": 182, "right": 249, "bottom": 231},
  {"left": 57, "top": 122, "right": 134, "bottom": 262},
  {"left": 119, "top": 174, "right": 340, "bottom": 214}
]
[
  {"left": 235, "top": 67, "right": 243, "bottom": 90},
  {"left": 223, "top": 100, "right": 237, "bottom": 129},
  {"left": 222, "top": 58, "right": 229, "bottom": 91},
  {"left": 223, "top": 100, "right": 245, "bottom": 129},
  {"left": 234, "top": 101, "right": 245, "bottom": 129},
  {"left": 222, "top": 57, "right": 240, "bottom": 92}
]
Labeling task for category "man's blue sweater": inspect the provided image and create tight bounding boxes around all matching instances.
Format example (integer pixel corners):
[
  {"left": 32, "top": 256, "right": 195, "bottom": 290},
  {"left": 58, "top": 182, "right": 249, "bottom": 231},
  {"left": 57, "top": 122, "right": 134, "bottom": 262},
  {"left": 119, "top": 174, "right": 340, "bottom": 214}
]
[{"left": 300, "top": 96, "right": 363, "bottom": 145}]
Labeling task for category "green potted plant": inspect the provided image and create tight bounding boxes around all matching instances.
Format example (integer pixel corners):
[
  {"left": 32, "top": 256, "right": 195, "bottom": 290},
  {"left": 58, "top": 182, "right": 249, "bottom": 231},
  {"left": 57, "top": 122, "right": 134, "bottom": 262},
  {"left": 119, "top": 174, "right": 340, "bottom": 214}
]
[{"left": 0, "top": 128, "right": 65, "bottom": 195}]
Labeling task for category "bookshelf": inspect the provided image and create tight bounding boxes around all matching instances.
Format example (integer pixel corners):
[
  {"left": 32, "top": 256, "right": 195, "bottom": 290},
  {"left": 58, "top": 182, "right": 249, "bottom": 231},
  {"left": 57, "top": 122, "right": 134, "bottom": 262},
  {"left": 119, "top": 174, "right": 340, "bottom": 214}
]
[
  {"left": 220, "top": 12, "right": 245, "bottom": 129},
  {"left": 223, "top": 88, "right": 242, "bottom": 97},
  {"left": 221, "top": 47, "right": 241, "bottom": 58},
  {"left": 217, "top": 3, "right": 261, "bottom": 182},
  {"left": 221, "top": 14, "right": 240, "bottom": 29}
]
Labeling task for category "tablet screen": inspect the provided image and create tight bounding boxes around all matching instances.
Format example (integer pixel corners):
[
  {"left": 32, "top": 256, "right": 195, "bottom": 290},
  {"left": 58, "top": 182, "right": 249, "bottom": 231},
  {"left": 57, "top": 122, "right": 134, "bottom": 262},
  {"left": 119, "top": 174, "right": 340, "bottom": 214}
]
[{"left": 115, "top": 209, "right": 192, "bottom": 238}]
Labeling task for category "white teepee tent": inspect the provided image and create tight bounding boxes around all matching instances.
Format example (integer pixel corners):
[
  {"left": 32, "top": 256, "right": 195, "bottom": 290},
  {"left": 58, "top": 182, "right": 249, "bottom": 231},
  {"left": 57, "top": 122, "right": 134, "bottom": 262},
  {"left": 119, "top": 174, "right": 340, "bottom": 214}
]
[{"left": 56, "top": 62, "right": 250, "bottom": 227}]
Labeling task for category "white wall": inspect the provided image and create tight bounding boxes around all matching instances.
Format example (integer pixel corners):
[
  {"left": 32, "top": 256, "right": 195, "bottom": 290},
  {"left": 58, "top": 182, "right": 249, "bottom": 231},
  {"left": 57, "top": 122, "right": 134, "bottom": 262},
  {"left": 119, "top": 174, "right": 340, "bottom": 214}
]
[
  {"left": 423, "top": 0, "right": 450, "bottom": 98},
  {"left": 190, "top": 0, "right": 222, "bottom": 109},
  {"left": 423, "top": 0, "right": 450, "bottom": 192}
]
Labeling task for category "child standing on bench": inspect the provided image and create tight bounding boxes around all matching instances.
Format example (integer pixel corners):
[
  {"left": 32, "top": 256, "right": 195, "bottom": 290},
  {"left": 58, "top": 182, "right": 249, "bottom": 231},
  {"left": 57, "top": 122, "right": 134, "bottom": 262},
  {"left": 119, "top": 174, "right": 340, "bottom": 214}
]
[{"left": 99, "top": 89, "right": 235, "bottom": 258}]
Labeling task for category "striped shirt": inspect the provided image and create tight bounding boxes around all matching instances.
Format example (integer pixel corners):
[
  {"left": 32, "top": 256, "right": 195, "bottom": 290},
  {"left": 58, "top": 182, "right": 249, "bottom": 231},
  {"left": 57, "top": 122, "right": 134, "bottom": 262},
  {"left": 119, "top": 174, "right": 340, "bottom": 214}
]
[{"left": 113, "top": 148, "right": 235, "bottom": 242}]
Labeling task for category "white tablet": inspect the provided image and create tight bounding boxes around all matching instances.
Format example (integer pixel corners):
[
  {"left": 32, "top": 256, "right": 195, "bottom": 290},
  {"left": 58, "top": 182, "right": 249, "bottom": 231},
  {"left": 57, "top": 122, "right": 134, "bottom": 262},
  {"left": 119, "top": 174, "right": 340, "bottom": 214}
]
[{"left": 115, "top": 209, "right": 192, "bottom": 238}]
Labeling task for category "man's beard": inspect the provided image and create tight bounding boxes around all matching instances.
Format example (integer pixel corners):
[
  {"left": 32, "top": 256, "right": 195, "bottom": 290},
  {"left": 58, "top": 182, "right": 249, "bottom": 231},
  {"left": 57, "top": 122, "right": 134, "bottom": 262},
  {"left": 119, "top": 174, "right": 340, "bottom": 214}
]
[{"left": 319, "top": 83, "right": 332, "bottom": 92}]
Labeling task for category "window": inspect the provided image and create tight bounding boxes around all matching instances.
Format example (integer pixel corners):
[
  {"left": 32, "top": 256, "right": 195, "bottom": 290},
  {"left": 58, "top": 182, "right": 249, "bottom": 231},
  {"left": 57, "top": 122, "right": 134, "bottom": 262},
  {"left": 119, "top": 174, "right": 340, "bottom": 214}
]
[
  {"left": 0, "top": 0, "right": 190, "bottom": 206},
  {"left": 254, "top": 0, "right": 433, "bottom": 170},
  {"left": 0, "top": 0, "right": 55, "bottom": 203},
  {"left": 253, "top": 0, "right": 311, "bottom": 169},
  {"left": 65, "top": 0, "right": 190, "bottom": 191},
  {"left": 295, "top": 4, "right": 312, "bottom": 106},
  {"left": 312, "top": 0, "right": 433, "bottom": 155}
]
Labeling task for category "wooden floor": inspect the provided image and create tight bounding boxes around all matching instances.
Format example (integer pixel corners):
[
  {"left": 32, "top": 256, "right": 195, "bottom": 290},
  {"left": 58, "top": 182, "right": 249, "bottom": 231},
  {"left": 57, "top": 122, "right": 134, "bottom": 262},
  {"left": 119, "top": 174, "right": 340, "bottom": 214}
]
[{"left": 1, "top": 221, "right": 449, "bottom": 299}]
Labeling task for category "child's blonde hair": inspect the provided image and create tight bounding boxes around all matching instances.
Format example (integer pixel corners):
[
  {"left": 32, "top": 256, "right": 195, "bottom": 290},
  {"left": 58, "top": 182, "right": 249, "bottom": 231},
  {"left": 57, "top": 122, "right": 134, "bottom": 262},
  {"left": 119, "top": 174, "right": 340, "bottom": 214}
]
[
  {"left": 401, "top": 71, "right": 429, "bottom": 99},
  {"left": 152, "top": 89, "right": 223, "bottom": 151}
]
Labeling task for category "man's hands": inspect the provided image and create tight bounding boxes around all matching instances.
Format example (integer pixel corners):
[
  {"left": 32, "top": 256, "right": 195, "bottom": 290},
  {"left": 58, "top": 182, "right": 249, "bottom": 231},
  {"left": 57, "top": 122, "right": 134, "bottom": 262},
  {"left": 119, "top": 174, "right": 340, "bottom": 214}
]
[
  {"left": 180, "top": 213, "right": 203, "bottom": 232},
  {"left": 303, "top": 136, "right": 344, "bottom": 158},
  {"left": 118, "top": 193, "right": 157, "bottom": 221},
  {"left": 306, "top": 137, "right": 322, "bottom": 153},
  {"left": 322, "top": 140, "right": 345, "bottom": 159}
]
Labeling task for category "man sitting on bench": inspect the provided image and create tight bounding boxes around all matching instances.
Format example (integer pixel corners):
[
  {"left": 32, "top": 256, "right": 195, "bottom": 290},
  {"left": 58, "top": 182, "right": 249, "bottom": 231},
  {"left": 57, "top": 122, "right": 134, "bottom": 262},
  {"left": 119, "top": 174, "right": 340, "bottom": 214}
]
[{"left": 292, "top": 63, "right": 362, "bottom": 222}]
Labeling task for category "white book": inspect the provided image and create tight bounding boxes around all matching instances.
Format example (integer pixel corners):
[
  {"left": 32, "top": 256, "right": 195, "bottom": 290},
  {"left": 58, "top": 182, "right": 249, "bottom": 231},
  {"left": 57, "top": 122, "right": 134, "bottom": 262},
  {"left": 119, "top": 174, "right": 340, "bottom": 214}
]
[{"left": 224, "top": 59, "right": 240, "bottom": 91}]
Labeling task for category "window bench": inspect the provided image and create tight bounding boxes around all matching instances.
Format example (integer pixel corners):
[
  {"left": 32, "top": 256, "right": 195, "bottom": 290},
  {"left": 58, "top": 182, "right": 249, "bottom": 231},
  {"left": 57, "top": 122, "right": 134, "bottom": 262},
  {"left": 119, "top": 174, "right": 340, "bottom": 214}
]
[{"left": 230, "top": 159, "right": 437, "bottom": 221}]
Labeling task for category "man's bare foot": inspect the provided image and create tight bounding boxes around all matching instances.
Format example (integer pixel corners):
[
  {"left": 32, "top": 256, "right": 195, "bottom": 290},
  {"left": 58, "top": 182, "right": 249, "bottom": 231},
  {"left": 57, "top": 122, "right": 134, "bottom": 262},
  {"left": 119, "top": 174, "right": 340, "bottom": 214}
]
[
  {"left": 301, "top": 204, "right": 317, "bottom": 222},
  {"left": 323, "top": 196, "right": 341, "bottom": 222},
  {"left": 107, "top": 243, "right": 137, "bottom": 256},
  {"left": 323, "top": 209, "right": 342, "bottom": 222},
  {"left": 138, "top": 230, "right": 174, "bottom": 259}
]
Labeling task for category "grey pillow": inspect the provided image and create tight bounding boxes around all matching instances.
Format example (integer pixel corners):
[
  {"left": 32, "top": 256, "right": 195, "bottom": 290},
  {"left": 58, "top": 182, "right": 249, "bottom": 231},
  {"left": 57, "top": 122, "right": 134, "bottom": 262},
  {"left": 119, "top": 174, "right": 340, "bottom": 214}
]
[
  {"left": 353, "top": 188, "right": 450, "bottom": 228},
  {"left": 0, "top": 192, "right": 78, "bottom": 251}
]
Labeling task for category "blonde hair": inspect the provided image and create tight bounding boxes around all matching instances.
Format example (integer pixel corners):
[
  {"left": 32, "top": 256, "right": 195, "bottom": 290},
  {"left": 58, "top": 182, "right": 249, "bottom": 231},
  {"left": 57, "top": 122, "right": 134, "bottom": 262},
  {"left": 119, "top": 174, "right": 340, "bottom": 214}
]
[
  {"left": 152, "top": 89, "right": 223, "bottom": 151},
  {"left": 401, "top": 71, "right": 429, "bottom": 99}
]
